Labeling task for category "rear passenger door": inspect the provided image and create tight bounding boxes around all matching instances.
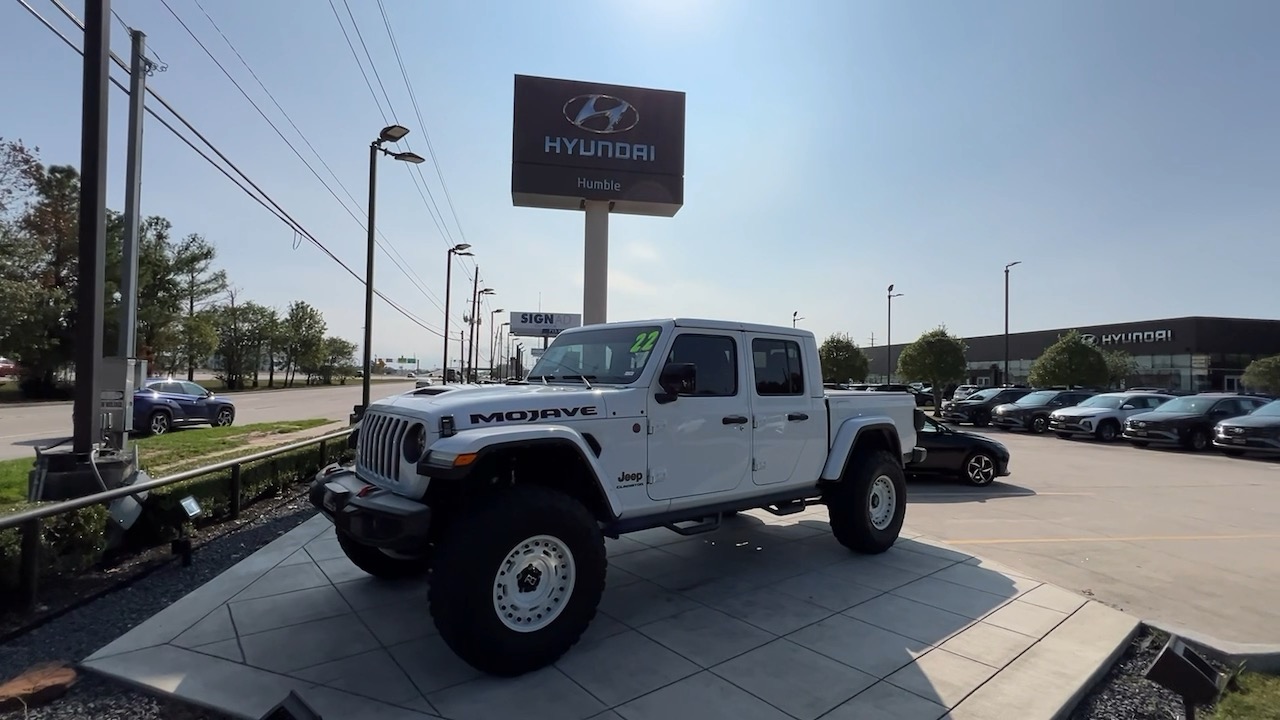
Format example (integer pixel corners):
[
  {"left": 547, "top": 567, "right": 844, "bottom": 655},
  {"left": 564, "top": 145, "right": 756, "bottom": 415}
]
[{"left": 747, "top": 334, "right": 826, "bottom": 486}]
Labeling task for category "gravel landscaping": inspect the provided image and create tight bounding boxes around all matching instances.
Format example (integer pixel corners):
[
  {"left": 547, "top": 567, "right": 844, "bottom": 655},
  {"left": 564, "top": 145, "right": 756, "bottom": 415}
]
[
  {"left": 0, "top": 491, "right": 320, "bottom": 720},
  {"left": 1073, "top": 626, "right": 1231, "bottom": 720}
]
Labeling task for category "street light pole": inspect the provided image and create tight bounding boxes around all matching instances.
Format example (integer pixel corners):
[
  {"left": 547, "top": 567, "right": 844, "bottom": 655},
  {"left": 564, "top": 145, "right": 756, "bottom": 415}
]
[
  {"left": 792, "top": 311, "right": 803, "bottom": 328},
  {"left": 360, "top": 124, "right": 425, "bottom": 412},
  {"left": 442, "top": 243, "right": 471, "bottom": 384},
  {"left": 887, "top": 285, "right": 904, "bottom": 383},
  {"left": 1004, "top": 261, "right": 1022, "bottom": 385},
  {"left": 489, "top": 308, "right": 505, "bottom": 379}
]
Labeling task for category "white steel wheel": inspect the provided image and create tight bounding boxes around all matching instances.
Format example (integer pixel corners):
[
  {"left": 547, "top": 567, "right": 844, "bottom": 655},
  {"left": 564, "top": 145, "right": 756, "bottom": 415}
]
[
  {"left": 965, "top": 453, "right": 996, "bottom": 486},
  {"left": 867, "top": 475, "right": 897, "bottom": 531},
  {"left": 492, "top": 534, "right": 576, "bottom": 633}
]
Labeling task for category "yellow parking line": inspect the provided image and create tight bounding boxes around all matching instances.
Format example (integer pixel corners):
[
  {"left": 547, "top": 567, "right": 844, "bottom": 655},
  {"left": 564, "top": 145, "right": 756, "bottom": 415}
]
[{"left": 948, "top": 533, "right": 1280, "bottom": 545}]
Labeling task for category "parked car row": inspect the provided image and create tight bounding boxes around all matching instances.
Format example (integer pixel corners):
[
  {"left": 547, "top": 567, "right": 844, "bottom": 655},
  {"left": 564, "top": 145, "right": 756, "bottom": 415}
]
[{"left": 940, "top": 383, "right": 1280, "bottom": 457}]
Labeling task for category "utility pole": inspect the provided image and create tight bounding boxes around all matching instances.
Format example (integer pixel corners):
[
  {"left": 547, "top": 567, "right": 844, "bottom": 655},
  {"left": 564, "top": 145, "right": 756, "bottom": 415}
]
[
  {"left": 458, "top": 331, "right": 465, "bottom": 382},
  {"left": 109, "top": 28, "right": 148, "bottom": 454},
  {"left": 467, "top": 269, "right": 480, "bottom": 382},
  {"left": 73, "top": 0, "right": 112, "bottom": 457}
]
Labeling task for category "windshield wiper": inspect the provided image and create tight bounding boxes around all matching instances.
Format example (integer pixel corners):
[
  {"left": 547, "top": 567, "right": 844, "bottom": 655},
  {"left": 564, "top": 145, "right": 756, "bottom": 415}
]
[
  {"left": 567, "top": 374, "right": 596, "bottom": 389},
  {"left": 527, "top": 374, "right": 554, "bottom": 384}
]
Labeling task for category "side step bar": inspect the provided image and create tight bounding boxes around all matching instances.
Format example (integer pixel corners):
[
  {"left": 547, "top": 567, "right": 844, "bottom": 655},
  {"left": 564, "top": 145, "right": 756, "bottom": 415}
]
[
  {"left": 763, "top": 499, "right": 809, "bottom": 516},
  {"left": 664, "top": 515, "right": 722, "bottom": 536}
]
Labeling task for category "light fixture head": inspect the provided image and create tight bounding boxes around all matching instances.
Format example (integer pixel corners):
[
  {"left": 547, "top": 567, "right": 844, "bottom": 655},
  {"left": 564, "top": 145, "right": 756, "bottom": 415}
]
[
  {"left": 394, "top": 151, "right": 426, "bottom": 164},
  {"left": 494, "top": 308, "right": 505, "bottom": 313},
  {"left": 887, "top": 283, "right": 895, "bottom": 293},
  {"left": 454, "top": 243, "right": 472, "bottom": 252},
  {"left": 379, "top": 124, "right": 410, "bottom": 142}
]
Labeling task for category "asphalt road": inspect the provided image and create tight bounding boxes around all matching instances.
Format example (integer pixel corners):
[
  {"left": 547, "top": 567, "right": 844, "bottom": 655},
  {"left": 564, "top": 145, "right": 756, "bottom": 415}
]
[
  {"left": 0, "top": 380, "right": 415, "bottom": 461},
  {"left": 906, "top": 426, "right": 1280, "bottom": 646}
]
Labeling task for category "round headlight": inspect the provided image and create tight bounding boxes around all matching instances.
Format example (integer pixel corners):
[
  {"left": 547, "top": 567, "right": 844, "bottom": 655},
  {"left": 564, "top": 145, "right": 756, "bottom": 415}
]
[{"left": 402, "top": 423, "right": 427, "bottom": 463}]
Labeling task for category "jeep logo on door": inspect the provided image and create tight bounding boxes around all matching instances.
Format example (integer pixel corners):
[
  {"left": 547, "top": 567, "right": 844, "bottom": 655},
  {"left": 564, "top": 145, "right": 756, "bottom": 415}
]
[{"left": 470, "top": 407, "right": 599, "bottom": 424}]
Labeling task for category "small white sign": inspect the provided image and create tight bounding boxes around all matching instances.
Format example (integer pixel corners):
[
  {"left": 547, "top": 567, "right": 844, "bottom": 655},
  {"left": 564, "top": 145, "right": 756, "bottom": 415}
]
[{"left": 509, "top": 311, "right": 582, "bottom": 338}]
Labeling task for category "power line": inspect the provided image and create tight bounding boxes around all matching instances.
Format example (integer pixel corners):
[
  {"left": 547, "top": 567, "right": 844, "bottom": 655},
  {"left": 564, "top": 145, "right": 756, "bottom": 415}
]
[
  {"left": 172, "top": 0, "right": 452, "bottom": 321},
  {"left": 374, "top": 0, "right": 471, "bottom": 251},
  {"left": 327, "top": 0, "right": 473, "bottom": 318},
  {"left": 154, "top": 0, "right": 450, "bottom": 324},
  {"left": 335, "top": 0, "right": 471, "bottom": 277},
  {"left": 23, "top": 0, "right": 449, "bottom": 339}
]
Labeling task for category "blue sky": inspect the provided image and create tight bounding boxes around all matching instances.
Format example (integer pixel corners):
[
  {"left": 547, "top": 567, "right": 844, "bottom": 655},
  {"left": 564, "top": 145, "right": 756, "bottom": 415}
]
[{"left": 3, "top": 0, "right": 1278, "bottom": 369}]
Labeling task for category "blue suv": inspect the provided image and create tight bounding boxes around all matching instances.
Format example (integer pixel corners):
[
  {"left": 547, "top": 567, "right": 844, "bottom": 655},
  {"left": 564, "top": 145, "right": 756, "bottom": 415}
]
[{"left": 133, "top": 378, "right": 237, "bottom": 436}]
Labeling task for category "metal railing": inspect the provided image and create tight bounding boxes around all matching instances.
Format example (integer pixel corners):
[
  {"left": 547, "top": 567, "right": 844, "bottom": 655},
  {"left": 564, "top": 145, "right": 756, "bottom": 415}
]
[{"left": 1, "top": 428, "right": 353, "bottom": 612}]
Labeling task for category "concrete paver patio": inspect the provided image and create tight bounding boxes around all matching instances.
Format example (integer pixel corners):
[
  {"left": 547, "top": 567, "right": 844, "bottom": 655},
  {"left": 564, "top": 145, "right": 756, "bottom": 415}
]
[{"left": 82, "top": 508, "right": 1138, "bottom": 720}]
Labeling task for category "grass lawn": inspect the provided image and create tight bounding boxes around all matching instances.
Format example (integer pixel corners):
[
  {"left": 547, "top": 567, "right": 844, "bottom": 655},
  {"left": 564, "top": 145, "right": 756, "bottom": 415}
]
[
  {"left": 0, "top": 418, "right": 331, "bottom": 506},
  {"left": 1210, "top": 672, "right": 1280, "bottom": 720},
  {"left": 0, "top": 375, "right": 412, "bottom": 403}
]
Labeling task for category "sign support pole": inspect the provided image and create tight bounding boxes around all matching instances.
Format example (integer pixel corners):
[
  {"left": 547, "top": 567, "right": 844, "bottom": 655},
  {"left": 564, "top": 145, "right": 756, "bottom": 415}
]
[{"left": 583, "top": 200, "right": 610, "bottom": 326}]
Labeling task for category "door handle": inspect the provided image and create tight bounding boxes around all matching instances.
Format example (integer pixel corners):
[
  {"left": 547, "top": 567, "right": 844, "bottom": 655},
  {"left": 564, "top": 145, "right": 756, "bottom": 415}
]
[
  {"left": 787, "top": 412, "right": 809, "bottom": 422},
  {"left": 722, "top": 415, "right": 749, "bottom": 425}
]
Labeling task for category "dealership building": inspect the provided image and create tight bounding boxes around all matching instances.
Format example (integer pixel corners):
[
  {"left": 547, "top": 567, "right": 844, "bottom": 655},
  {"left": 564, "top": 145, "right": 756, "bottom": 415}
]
[{"left": 866, "top": 316, "right": 1280, "bottom": 393}]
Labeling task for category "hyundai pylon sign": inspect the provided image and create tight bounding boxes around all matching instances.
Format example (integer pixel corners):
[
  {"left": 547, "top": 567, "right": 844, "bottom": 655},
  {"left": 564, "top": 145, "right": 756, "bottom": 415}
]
[
  {"left": 512, "top": 74, "right": 686, "bottom": 217},
  {"left": 509, "top": 312, "right": 583, "bottom": 338}
]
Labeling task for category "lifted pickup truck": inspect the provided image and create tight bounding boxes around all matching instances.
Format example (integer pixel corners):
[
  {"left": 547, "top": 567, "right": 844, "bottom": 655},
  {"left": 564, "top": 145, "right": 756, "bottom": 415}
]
[{"left": 311, "top": 318, "right": 925, "bottom": 676}]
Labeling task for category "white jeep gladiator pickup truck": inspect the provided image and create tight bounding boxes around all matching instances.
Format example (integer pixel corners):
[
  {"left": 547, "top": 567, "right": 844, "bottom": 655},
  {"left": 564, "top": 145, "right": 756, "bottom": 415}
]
[{"left": 310, "top": 318, "right": 926, "bottom": 676}]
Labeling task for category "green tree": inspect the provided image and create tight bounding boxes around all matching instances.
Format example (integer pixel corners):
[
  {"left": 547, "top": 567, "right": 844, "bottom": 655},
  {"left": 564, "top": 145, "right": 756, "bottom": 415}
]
[
  {"left": 172, "top": 233, "right": 227, "bottom": 379},
  {"left": 1028, "top": 330, "right": 1108, "bottom": 388},
  {"left": 1242, "top": 355, "right": 1280, "bottom": 394},
  {"left": 897, "top": 326, "right": 969, "bottom": 413},
  {"left": 212, "top": 289, "right": 274, "bottom": 390},
  {"left": 818, "top": 332, "right": 869, "bottom": 383},
  {"left": 279, "top": 300, "right": 327, "bottom": 386},
  {"left": 1101, "top": 349, "right": 1138, "bottom": 389},
  {"left": 320, "top": 336, "right": 358, "bottom": 385}
]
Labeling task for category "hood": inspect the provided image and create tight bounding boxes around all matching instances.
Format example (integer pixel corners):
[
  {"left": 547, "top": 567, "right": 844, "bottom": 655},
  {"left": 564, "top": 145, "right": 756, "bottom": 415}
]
[
  {"left": 371, "top": 382, "right": 642, "bottom": 429},
  {"left": 993, "top": 402, "right": 1035, "bottom": 415},
  {"left": 1220, "top": 415, "right": 1280, "bottom": 429},
  {"left": 1129, "top": 410, "right": 1204, "bottom": 424}
]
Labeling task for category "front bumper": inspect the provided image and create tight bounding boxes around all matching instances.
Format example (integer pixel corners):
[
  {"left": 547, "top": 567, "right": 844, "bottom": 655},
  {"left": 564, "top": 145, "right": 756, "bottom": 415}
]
[
  {"left": 1213, "top": 432, "right": 1280, "bottom": 454},
  {"left": 308, "top": 464, "right": 432, "bottom": 549},
  {"left": 990, "top": 414, "right": 1026, "bottom": 430},
  {"left": 1049, "top": 417, "right": 1092, "bottom": 435},
  {"left": 1122, "top": 427, "right": 1180, "bottom": 446}
]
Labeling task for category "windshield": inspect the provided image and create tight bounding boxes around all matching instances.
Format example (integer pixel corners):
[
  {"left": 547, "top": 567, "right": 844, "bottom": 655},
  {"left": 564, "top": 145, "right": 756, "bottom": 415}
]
[
  {"left": 527, "top": 325, "right": 663, "bottom": 385},
  {"left": 1015, "top": 390, "right": 1058, "bottom": 406},
  {"left": 1077, "top": 395, "right": 1125, "bottom": 409},
  {"left": 1252, "top": 400, "right": 1280, "bottom": 417},
  {"left": 965, "top": 389, "right": 996, "bottom": 402},
  {"left": 1153, "top": 396, "right": 1217, "bottom": 414}
]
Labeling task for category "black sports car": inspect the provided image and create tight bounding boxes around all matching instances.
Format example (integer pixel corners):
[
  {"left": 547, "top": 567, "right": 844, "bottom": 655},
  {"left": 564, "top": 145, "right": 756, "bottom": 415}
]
[{"left": 910, "top": 416, "right": 1011, "bottom": 487}]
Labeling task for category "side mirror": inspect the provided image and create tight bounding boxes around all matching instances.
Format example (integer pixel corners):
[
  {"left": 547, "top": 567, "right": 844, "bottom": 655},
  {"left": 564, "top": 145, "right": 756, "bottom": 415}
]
[
  {"left": 1121, "top": 404, "right": 1136, "bottom": 410},
  {"left": 656, "top": 362, "right": 696, "bottom": 403}
]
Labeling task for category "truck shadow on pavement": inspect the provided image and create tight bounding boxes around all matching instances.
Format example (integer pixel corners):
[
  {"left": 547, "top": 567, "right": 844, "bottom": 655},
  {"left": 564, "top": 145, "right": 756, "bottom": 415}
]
[
  {"left": 905, "top": 478, "right": 1037, "bottom": 504},
  {"left": 83, "top": 510, "right": 1033, "bottom": 719}
]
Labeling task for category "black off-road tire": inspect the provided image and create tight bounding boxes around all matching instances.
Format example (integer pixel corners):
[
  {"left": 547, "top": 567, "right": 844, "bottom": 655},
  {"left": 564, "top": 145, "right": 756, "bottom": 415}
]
[
  {"left": 336, "top": 530, "right": 431, "bottom": 579},
  {"left": 825, "top": 450, "right": 907, "bottom": 554},
  {"left": 429, "top": 484, "right": 606, "bottom": 676}
]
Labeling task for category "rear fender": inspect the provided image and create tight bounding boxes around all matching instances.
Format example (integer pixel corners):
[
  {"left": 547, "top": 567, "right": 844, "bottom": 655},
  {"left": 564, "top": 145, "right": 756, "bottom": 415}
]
[{"left": 821, "top": 416, "right": 903, "bottom": 480}]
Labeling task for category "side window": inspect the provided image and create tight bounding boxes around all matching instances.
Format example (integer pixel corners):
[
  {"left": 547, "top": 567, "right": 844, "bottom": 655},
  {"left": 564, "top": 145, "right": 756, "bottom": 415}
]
[
  {"left": 181, "top": 382, "right": 207, "bottom": 396},
  {"left": 1213, "top": 400, "right": 1240, "bottom": 415},
  {"left": 751, "top": 338, "right": 805, "bottom": 396},
  {"left": 667, "top": 334, "right": 737, "bottom": 397},
  {"left": 1145, "top": 396, "right": 1169, "bottom": 409},
  {"left": 158, "top": 382, "right": 184, "bottom": 394}
]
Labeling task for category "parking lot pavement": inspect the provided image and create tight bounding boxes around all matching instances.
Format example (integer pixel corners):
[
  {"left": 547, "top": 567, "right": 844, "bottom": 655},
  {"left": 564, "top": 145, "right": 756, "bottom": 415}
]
[{"left": 906, "top": 428, "right": 1280, "bottom": 645}]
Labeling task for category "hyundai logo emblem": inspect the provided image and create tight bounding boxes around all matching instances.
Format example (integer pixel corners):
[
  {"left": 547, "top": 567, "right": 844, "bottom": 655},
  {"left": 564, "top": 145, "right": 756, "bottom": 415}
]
[{"left": 563, "top": 94, "right": 639, "bottom": 134}]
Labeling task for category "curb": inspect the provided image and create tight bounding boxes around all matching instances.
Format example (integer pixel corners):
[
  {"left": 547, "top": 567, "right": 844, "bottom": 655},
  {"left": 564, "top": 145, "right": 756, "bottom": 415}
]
[{"left": 1146, "top": 620, "right": 1280, "bottom": 674}]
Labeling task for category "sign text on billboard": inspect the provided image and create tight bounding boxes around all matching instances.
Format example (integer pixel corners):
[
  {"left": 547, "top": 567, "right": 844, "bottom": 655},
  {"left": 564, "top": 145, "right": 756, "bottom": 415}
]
[
  {"left": 511, "top": 75, "right": 686, "bottom": 218},
  {"left": 509, "top": 312, "right": 583, "bottom": 337}
]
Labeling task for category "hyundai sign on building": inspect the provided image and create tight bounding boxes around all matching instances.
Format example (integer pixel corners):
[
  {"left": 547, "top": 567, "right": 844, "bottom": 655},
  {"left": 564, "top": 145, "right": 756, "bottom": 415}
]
[{"left": 511, "top": 74, "right": 686, "bottom": 217}]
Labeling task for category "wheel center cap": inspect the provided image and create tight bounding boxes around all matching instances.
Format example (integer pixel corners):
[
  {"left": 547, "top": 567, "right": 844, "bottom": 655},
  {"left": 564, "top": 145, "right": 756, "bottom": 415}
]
[
  {"left": 516, "top": 564, "right": 542, "bottom": 593},
  {"left": 871, "top": 495, "right": 881, "bottom": 509}
]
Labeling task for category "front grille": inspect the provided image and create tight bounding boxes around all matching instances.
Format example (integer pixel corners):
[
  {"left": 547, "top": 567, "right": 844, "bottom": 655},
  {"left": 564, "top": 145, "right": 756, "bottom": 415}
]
[{"left": 357, "top": 411, "right": 410, "bottom": 484}]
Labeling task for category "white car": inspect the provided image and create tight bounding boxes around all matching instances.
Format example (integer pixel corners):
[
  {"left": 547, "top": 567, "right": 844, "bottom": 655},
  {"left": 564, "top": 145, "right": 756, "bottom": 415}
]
[
  {"left": 1048, "top": 391, "right": 1175, "bottom": 442},
  {"left": 953, "top": 384, "right": 980, "bottom": 401},
  {"left": 415, "top": 376, "right": 434, "bottom": 388},
  {"left": 312, "top": 317, "right": 925, "bottom": 677}
]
